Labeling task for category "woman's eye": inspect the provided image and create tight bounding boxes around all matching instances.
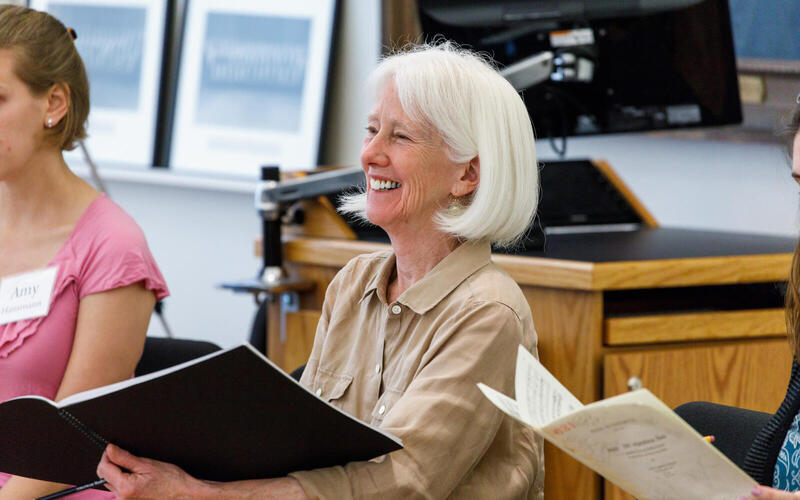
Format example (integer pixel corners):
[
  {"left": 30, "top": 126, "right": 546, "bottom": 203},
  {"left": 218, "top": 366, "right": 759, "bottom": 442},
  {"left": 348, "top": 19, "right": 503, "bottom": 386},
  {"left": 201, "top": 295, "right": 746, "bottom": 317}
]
[
  {"left": 365, "top": 126, "right": 377, "bottom": 135},
  {"left": 395, "top": 133, "right": 410, "bottom": 140}
]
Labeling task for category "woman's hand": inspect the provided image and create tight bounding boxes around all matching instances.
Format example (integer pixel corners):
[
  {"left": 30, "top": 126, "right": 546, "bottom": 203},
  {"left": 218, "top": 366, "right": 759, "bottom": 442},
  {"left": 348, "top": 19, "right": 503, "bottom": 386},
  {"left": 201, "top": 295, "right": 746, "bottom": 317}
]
[
  {"left": 744, "top": 486, "right": 800, "bottom": 499},
  {"left": 97, "top": 444, "right": 206, "bottom": 500},
  {"left": 97, "top": 444, "right": 311, "bottom": 500}
]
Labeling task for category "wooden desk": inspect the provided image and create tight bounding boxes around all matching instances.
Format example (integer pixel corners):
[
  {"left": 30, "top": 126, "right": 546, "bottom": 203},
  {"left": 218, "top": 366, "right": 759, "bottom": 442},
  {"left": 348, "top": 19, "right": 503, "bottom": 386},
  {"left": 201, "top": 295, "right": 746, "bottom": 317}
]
[{"left": 263, "top": 203, "right": 794, "bottom": 500}]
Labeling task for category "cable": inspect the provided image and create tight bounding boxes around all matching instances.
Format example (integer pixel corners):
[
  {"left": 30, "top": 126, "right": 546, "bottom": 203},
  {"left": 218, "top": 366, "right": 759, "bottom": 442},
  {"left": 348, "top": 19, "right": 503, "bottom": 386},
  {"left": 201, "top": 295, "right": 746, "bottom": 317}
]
[{"left": 77, "top": 140, "right": 109, "bottom": 196}]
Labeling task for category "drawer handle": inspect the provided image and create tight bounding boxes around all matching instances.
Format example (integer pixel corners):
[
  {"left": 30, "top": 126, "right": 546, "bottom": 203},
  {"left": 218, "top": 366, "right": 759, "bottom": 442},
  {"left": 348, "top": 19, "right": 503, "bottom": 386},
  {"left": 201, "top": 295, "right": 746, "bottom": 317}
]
[{"left": 627, "top": 376, "right": 643, "bottom": 391}]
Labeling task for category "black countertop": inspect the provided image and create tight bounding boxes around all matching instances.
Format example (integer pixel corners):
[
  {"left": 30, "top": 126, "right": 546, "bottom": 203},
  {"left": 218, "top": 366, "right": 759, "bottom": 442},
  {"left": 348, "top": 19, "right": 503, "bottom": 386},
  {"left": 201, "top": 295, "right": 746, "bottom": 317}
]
[{"left": 493, "top": 227, "right": 796, "bottom": 262}]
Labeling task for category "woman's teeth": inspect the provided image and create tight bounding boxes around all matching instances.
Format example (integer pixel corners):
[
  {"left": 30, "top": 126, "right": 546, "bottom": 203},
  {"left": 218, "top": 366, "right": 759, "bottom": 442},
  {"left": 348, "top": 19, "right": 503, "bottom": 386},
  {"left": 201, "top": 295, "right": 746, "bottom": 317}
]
[{"left": 370, "top": 179, "right": 401, "bottom": 191}]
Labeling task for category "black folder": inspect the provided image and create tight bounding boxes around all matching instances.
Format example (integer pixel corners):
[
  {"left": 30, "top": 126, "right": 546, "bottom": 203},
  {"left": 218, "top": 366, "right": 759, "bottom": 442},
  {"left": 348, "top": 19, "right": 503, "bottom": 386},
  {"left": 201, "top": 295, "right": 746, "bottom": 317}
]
[{"left": 0, "top": 344, "right": 402, "bottom": 489}]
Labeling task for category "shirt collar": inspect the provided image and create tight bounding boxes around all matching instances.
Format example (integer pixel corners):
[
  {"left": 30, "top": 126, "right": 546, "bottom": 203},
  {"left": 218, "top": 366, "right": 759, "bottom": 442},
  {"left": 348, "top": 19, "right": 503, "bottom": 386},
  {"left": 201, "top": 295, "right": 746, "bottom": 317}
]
[
  {"left": 360, "top": 252, "right": 396, "bottom": 305},
  {"left": 360, "top": 241, "right": 492, "bottom": 315}
]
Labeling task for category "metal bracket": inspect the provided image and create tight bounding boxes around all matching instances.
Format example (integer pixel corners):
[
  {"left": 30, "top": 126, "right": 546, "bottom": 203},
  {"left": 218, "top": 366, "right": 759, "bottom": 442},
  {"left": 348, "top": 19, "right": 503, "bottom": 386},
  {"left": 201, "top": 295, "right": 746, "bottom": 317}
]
[{"left": 279, "top": 291, "right": 300, "bottom": 343}]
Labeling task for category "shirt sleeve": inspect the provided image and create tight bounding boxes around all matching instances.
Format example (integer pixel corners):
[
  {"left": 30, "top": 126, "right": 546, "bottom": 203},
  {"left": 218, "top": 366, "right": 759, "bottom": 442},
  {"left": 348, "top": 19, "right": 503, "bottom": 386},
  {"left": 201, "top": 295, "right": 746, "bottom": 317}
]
[
  {"left": 290, "top": 300, "right": 527, "bottom": 500},
  {"left": 75, "top": 209, "right": 168, "bottom": 301}
]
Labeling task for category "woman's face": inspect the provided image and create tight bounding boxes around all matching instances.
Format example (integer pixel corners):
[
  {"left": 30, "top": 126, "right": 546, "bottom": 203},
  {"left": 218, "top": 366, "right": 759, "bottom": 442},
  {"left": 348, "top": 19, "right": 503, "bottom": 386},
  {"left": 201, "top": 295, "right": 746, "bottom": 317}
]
[
  {"left": 0, "top": 49, "right": 49, "bottom": 180},
  {"left": 361, "top": 84, "right": 470, "bottom": 235}
]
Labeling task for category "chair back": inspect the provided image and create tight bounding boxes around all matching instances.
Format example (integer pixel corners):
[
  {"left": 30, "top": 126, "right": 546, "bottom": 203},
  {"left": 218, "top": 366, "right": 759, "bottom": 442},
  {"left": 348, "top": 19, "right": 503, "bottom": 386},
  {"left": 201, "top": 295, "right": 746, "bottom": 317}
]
[
  {"left": 674, "top": 401, "right": 772, "bottom": 469},
  {"left": 135, "top": 337, "right": 221, "bottom": 377}
]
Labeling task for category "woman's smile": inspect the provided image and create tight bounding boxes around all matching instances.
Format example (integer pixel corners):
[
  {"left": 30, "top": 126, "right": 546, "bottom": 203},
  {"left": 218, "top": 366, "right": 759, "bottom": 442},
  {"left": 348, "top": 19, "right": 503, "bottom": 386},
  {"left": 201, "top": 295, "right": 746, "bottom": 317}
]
[{"left": 369, "top": 177, "right": 402, "bottom": 191}]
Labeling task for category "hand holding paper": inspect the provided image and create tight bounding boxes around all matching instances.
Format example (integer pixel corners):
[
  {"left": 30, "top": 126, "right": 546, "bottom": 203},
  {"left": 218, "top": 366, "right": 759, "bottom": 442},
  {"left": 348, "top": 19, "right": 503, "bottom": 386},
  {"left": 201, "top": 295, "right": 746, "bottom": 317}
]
[{"left": 479, "top": 346, "right": 758, "bottom": 500}]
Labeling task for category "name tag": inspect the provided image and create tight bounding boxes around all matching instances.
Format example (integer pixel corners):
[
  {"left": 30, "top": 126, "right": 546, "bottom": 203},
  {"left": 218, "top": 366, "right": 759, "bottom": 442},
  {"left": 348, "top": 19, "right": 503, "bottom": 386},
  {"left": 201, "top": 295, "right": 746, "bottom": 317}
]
[{"left": 0, "top": 266, "right": 59, "bottom": 326}]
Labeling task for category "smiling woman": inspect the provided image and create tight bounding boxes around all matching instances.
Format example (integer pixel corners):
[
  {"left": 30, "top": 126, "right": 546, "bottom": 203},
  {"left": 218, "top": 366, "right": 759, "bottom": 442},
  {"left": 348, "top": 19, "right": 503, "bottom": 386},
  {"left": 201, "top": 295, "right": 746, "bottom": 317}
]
[
  {"left": 341, "top": 42, "right": 539, "bottom": 248},
  {"left": 97, "top": 42, "right": 543, "bottom": 500},
  {"left": 0, "top": 5, "right": 168, "bottom": 499}
]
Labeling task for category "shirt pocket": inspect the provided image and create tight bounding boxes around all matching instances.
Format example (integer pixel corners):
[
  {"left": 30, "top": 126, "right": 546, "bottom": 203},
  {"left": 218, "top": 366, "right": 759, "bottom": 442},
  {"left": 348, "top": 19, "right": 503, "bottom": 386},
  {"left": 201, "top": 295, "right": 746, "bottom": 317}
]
[
  {"left": 370, "top": 388, "right": 403, "bottom": 426},
  {"left": 312, "top": 368, "right": 353, "bottom": 405}
]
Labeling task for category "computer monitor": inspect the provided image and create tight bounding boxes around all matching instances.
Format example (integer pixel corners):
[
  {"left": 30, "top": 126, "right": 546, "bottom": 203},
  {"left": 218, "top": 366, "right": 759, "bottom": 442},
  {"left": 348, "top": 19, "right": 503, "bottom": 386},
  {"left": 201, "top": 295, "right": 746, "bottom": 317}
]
[{"left": 418, "top": 0, "right": 742, "bottom": 141}]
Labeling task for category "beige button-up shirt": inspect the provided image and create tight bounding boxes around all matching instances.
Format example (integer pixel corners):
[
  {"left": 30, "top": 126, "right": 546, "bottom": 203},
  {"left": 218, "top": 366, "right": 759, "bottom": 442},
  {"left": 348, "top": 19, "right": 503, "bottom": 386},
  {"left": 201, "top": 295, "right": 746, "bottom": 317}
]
[{"left": 290, "top": 241, "right": 544, "bottom": 499}]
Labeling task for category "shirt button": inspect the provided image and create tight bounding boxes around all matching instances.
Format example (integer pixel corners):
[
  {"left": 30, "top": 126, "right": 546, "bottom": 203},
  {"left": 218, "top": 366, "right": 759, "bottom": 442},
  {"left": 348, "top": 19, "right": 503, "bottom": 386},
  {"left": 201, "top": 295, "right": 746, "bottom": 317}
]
[
  {"left": 391, "top": 304, "right": 402, "bottom": 315},
  {"left": 315, "top": 388, "right": 322, "bottom": 397},
  {"left": 378, "top": 405, "right": 386, "bottom": 415},
  {"left": 374, "top": 363, "right": 381, "bottom": 374}
]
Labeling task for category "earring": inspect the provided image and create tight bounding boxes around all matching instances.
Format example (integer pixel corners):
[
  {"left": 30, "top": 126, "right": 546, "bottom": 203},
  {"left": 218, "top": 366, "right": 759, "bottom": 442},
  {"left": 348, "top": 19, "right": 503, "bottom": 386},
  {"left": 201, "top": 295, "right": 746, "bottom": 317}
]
[
  {"left": 46, "top": 119, "right": 54, "bottom": 128},
  {"left": 447, "top": 195, "right": 467, "bottom": 214}
]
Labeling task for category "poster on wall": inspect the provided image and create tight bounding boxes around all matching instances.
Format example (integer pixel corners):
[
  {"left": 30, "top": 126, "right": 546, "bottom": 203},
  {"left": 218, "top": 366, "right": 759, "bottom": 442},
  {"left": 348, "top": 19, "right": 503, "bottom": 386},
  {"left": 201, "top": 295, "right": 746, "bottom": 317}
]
[
  {"left": 29, "top": 0, "right": 167, "bottom": 168},
  {"left": 169, "top": 0, "right": 337, "bottom": 176}
]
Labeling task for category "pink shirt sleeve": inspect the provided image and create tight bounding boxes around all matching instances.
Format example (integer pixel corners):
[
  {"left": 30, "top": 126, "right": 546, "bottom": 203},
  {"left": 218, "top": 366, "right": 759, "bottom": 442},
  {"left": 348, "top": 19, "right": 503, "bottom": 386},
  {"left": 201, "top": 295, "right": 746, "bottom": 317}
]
[{"left": 71, "top": 196, "right": 169, "bottom": 301}]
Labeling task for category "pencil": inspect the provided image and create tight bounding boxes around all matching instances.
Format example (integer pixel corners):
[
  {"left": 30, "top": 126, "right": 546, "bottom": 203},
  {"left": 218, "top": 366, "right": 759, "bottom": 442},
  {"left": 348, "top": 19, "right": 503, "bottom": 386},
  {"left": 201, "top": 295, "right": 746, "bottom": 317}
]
[
  {"left": 703, "top": 435, "right": 715, "bottom": 443},
  {"left": 36, "top": 478, "right": 107, "bottom": 500}
]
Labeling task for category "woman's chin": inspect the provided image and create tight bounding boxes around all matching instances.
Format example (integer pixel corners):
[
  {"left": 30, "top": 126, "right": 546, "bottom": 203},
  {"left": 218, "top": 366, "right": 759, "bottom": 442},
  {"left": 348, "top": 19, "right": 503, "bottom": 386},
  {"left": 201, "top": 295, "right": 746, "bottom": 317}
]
[{"left": 364, "top": 210, "right": 391, "bottom": 229}]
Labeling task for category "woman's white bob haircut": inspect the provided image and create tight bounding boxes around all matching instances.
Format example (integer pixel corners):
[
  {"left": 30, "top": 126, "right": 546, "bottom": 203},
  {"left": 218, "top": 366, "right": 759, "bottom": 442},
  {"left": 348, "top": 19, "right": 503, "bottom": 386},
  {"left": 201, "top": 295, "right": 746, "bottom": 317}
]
[{"left": 339, "top": 41, "right": 539, "bottom": 247}]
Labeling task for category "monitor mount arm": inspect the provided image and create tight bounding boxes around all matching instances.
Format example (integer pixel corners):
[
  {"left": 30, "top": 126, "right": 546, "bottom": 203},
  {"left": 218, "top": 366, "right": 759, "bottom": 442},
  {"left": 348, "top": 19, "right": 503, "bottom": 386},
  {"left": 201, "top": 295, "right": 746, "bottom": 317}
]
[
  {"left": 221, "top": 165, "right": 365, "bottom": 300},
  {"left": 256, "top": 165, "right": 365, "bottom": 284},
  {"left": 499, "top": 51, "right": 554, "bottom": 91}
]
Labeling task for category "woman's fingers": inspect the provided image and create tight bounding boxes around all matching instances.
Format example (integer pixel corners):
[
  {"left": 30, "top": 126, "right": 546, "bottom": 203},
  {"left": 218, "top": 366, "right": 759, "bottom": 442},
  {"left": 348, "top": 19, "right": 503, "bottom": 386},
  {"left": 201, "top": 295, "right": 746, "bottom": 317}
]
[
  {"left": 96, "top": 443, "right": 201, "bottom": 499},
  {"left": 96, "top": 447, "right": 125, "bottom": 484},
  {"left": 105, "top": 443, "right": 145, "bottom": 470},
  {"left": 97, "top": 444, "right": 151, "bottom": 498},
  {"left": 745, "top": 486, "right": 800, "bottom": 499}
]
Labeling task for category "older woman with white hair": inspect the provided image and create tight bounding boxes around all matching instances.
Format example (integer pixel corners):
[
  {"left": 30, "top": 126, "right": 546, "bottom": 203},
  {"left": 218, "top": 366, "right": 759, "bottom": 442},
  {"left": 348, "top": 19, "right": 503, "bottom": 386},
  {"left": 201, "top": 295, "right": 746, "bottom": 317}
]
[{"left": 97, "top": 42, "right": 544, "bottom": 500}]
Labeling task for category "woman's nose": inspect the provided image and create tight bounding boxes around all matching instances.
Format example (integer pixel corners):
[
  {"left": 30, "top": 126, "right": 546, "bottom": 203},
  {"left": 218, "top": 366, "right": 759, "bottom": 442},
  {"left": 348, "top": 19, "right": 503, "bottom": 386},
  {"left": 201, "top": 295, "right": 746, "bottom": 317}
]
[{"left": 361, "top": 136, "right": 389, "bottom": 167}]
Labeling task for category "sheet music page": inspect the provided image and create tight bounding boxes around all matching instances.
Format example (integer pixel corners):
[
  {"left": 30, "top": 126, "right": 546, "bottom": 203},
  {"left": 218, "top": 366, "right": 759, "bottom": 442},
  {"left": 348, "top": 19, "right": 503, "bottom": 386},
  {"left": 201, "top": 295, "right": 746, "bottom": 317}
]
[
  {"left": 476, "top": 383, "right": 526, "bottom": 424},
  {"left": 541, "top": 390, "right": 756, "bottom": 500},
  {"left": 515, "top": 345, "right": 584, "bottom": 427}
]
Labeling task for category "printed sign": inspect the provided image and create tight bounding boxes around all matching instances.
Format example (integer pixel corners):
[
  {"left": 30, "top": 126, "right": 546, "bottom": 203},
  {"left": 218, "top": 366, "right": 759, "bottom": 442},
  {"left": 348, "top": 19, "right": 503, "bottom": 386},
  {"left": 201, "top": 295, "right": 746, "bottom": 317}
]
[{"left": 169, "top": 0, "right": 337, "bottom": 175}]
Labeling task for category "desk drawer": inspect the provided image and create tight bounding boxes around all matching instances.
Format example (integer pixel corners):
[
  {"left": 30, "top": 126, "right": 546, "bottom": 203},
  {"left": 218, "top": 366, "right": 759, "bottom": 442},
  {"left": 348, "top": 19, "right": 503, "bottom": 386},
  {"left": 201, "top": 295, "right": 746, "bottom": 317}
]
[
  {"left": 604, "top": 307, "right": 785, "bottom": 345},
  {"left": 602, "top": 339, "right": 791, "bottom": 500}
]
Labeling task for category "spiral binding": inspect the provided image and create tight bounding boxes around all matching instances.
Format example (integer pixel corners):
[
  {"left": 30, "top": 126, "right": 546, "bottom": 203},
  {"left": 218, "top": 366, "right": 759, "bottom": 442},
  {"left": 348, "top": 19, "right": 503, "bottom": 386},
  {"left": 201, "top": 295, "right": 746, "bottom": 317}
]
[{"left": 58, "top": 408, "right": 108, "bottom": 451}]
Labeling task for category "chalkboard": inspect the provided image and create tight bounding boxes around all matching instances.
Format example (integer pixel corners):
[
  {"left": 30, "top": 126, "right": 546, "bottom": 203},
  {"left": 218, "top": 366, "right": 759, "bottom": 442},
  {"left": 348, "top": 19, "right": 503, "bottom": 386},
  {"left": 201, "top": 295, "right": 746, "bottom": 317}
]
[{"left": 729, "top": 0, "right": 800, "bottom": 61}]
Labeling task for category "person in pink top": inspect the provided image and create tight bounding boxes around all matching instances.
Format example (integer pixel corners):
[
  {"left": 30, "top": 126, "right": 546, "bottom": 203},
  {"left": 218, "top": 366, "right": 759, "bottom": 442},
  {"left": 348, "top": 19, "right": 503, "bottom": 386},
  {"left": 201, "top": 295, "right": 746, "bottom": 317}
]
[{"left": 0, "top": 5, "right": 168, "bottom": 499}]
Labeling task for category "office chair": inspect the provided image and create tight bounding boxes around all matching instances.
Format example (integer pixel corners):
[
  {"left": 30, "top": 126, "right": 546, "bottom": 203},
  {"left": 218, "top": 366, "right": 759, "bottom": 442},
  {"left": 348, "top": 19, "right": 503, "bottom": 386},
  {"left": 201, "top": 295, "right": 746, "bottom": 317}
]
[
  {"left": 135, "top": 337, "right": 222, "bottom": 377},
  {"left": 249, "top": 300, "right": 267, "bottom": 355},
  {"left": 674, "top": 401, "right": 771, "bottom": 469},
  {"left": 290, "top": 364, "right": 305, "bottom": 382}
]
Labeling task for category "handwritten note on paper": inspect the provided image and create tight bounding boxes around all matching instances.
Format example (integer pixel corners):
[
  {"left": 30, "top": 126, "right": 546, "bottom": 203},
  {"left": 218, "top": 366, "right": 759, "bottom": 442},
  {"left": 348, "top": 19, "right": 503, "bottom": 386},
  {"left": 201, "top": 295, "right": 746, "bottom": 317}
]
[{"left": 515, "top": 346, "right": 583, "bottom": 427}]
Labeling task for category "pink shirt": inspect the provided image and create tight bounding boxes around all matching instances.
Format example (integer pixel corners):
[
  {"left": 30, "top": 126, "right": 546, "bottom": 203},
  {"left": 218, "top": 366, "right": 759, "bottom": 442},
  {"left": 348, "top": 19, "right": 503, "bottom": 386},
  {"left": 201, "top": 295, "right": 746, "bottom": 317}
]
[{"left": 0, "top": 195, "right": 168, "bottom": 498}]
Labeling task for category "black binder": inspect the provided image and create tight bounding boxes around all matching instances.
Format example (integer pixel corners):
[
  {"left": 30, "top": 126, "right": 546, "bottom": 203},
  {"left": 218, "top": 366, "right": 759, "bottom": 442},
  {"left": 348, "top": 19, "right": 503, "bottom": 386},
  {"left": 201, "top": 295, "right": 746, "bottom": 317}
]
[{"left": 0, "top": 344, "right": 402, "bottom": 489}]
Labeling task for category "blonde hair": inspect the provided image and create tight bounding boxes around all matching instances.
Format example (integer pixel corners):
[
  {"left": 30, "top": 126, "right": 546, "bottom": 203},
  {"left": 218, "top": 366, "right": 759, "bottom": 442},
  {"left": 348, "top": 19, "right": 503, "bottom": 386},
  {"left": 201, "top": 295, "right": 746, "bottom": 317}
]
[
  {"left": 783, "top": 101, "right": 800, "bottom": 360},
  {"left": 0, "top": 5, "right": 90, "bottom": 151},
  {"left": 339, "top": 41, "right": 539, "bottom": 247}
]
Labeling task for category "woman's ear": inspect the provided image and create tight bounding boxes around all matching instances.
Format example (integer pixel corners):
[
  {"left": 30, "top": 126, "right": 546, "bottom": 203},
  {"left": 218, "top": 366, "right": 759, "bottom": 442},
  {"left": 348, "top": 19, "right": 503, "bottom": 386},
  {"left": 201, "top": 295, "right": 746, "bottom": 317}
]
[
  {"left": 44, "top": 82, "right": 70, "bottom": 127},
  {"left": 451, "top": 156, "right": 480, "bottom": 198}
]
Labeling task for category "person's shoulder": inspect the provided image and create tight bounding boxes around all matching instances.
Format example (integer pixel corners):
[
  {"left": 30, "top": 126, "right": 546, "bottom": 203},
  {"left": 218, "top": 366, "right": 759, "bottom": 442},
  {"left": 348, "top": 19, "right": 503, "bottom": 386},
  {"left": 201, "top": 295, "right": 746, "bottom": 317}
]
[
  {"left": 65, "top": 195, "right": 167, "bottom": 298},
  {"left": 67, "top": 195, "right": 154, "bottom": 267},
  {"left": 77, "top": 196, "right": 148, "bottom": 248},
  {"left": 327, "top": 249, "right": 392, "bottom": 295},
  {"left": 460, "top": 261, "right": 530, "bottom": 321},
  {"left": 342, "top": 249, "right": 393, "bottom": 274}
]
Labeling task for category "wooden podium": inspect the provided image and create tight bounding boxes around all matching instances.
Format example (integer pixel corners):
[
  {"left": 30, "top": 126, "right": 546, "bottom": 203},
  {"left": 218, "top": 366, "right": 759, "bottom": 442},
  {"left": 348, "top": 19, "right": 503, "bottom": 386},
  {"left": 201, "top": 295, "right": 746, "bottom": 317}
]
[{"left": 259, "top": 161, "right": 795, "bottom": 500}]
